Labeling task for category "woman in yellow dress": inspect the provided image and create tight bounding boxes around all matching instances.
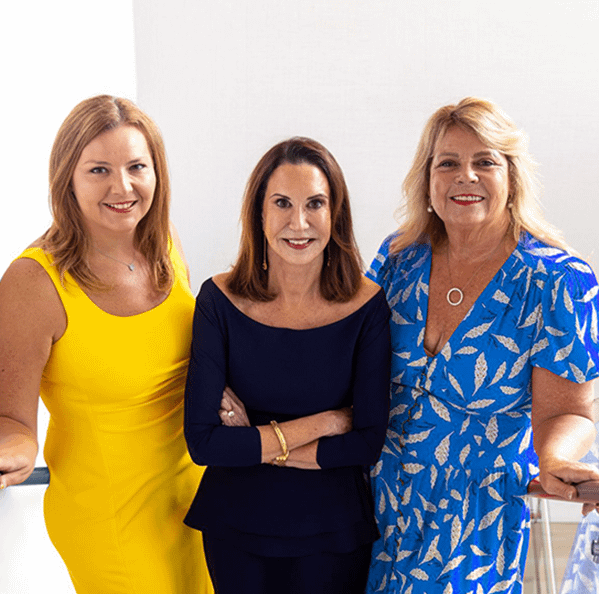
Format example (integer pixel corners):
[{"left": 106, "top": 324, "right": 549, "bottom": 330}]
[{"left": 0, "top": 95, "right": 213, "bottom": 594}]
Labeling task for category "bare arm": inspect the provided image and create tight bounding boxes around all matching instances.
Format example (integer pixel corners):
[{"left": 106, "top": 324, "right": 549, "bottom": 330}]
[
  {"left": 0, "top": 258, "right": 65, "bottom": 488},
  {"left": 532, "top": 366, "right": 599, "bottom": 500}
]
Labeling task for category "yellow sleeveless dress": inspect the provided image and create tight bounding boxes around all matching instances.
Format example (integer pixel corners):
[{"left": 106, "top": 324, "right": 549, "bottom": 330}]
[{"left": 18, "top": 245, "right": 213, "bottom": 594}]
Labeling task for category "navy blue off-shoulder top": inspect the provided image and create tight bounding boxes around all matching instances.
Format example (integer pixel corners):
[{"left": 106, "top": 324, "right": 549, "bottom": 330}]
[{"left": 184, "top": 278, "right": 391, "bottom": 556}]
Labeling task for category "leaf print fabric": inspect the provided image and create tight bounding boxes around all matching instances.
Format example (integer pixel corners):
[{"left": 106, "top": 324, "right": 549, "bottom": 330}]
[{"left": 365, "top": 232, "right": 599, "bottom": 594}]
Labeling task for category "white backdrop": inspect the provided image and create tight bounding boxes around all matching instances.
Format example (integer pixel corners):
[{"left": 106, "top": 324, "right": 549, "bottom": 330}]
[
  {"left": 0, "top": 1, "right": 136, "bottom": 592},
  {"left": 133, "top": 0, "right": 599, "bottom": 294}
]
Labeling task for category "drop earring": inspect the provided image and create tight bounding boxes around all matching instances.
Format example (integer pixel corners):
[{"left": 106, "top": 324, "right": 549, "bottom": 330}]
[
  {"left": 427, "top": 202, "right": 433, "bottom": 213},
  {"left": 262, "top": 235, "right": 268, "bottom": 271}
]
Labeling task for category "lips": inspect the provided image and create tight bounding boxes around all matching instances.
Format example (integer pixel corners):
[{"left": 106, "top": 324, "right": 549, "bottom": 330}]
[
  {"left": 450, "top": 194, "right": 484, "bottom": 205},
  {"left": 283, "top": 238, "right": 315, "bottom": 249},
  {"left": 104, "top": 201, "right": 137, "bottom": 212}
]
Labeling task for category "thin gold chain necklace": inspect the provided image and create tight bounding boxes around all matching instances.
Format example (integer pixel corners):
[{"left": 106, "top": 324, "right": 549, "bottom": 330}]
[
  {"left": 93, "top": 246, "right": 136, "bottom": 272},
  {"left": 445, "top": 237, "right": 506, "bottom": 307}
]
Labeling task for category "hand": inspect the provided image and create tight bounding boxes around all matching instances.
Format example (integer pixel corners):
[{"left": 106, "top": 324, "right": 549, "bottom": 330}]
[
  {"left": 582, "top": 503, "right": 599, "bottom": 516},
  {"left": 219, "top": 386, "right": 250, "bottom": 427},
  {"left": 538, "top": 455, "right": 599, "bottom": 501},
  {"left": 0, "top": 433, "right": 38, "bottom": 489},
  {"left": 325, "top": 407, "right": 353, "bottom": 436}
]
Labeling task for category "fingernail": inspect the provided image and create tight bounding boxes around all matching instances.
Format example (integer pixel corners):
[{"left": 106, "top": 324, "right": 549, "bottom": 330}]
[{"left": 0, "top": 482, "right": 5, "bottom": 490}]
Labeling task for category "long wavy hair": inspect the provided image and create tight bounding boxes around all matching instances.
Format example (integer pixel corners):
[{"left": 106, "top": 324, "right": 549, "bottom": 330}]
[
  {"left": 392, "top": 96, "right": 568, "bottom": 253},
  {"left": 41, "top": 95, "right": 173, "bottom": 291},
  {"left": 227, "top": 137, "right": 363, "bottom": 302}
]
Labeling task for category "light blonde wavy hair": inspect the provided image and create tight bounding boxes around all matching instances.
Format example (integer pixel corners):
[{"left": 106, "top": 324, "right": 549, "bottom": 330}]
[
  {"left": 41, "top": 95, "right": 173, "bottom": 291},
  {"left": 391, "top": 97, "right": 568, "bottom": 253}
]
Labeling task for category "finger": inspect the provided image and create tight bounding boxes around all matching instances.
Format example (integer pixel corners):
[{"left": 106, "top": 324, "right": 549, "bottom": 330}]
[
  {"left": 224, "top": 386, "right": 244, "bottom": 407},
  {"left": 582, "top": 503, "right": 594, "bottom": 516},
  {"left": 541, "top": 474, "right": 578, "bottom": 500},
  {"left": 0, "top": 468, "right": 32, "bottom": 489}
]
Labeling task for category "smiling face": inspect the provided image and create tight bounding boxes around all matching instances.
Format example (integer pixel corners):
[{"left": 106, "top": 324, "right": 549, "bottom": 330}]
[
  {"left": 429, "top": 125, "right": 511, "bottom": 236},
  {"left": 262, "top": 162, "right": 331, "bottom": 271},
  {"left": 71, "top": 125, "right": 156, "bottom": 239}
]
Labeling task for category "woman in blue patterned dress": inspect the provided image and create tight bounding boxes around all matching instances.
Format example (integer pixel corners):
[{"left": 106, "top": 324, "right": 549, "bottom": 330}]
[{"left": 366, "top": 97, "right": 599, "bottom": 594}]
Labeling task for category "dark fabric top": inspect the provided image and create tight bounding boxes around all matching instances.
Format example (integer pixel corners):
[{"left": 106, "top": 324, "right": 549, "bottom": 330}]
[{"left": 184, "top": 278, "right": 391, "bottom": 556}]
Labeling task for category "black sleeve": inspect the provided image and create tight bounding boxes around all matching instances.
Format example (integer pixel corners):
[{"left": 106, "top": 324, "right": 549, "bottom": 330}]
[
  {"left": 184, "top": 280, "right": 262, "bottom": 467},
  {"left": 316, "top": 291, "right": 391, "bottom": 468}
]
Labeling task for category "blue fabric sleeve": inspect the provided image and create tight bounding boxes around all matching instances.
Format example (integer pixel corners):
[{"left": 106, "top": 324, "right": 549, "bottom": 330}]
[
  {"left": 530, "top": 258, "right": 599, "bottom": 383},
  {"left": 184, "top": 281, "right": 262, "bottom": 466},
  {"left": 316, "top": 292, "right": 391, "bottom": 469},
  {"left": 365, "top": 233, "right": 397, "bottom": 291}
]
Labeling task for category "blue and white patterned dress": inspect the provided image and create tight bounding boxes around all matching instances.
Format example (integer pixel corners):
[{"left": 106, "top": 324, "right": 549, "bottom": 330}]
[{"left": 365, "top": 231, "right": 599, "bottom": 594}]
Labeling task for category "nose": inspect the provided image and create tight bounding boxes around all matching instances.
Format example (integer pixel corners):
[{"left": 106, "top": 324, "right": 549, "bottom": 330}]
[
  {"left": 289, "top": 205, "right": 309, "bottom": 231},
  {"left": 111, "top": 169, "right": 133, "bottom": 194},
  {"left": 456, "top": 164, "right": 478, "bottom": 183}
]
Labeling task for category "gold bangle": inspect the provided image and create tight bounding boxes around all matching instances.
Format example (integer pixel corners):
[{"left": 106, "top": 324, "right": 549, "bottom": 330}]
[{"left": 270, "top": 420, "right": 289, "bottom": 465}]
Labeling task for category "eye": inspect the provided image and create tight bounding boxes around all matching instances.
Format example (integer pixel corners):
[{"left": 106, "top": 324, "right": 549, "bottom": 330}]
[
  {"left": 90, "top": 166, "right": 108, "bottom": 174},
  {"left": 437, "top": 160, "right": 457, "bottom": 168},
  {"left": 307, "top": 198, "right": 325, "bottom": 209},
  {"left": 274, "top": 197, "right": 291, "bottom": 208},
  {"left": 477, "top": 159, "right": 496, "bottom": 167},
  {"left": 130, "top": 162, "right": 148, "bottom": 171}
]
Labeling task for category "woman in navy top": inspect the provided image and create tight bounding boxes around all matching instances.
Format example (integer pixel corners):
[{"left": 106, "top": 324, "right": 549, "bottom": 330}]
[{"left": 184, "top": 137, "right": 391, "bottom": 594}]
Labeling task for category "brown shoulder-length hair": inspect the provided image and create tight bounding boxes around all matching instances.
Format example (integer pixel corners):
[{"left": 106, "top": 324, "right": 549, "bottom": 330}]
[
  {"left": 41, "top": 94, "right": 173, "bottom": 291},
  {"left": 227, "top": 137, "right": 363, "bottom": 302},
  {"left": 392, "top": 96, "right": 568, "bottom": 253}
]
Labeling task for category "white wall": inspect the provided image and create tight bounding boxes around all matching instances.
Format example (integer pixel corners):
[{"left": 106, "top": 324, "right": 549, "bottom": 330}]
[
  {"left": 0, "top": 1, "right": 136, "bottom": 592},
  {"left": 133, "top": 0, "right": 599, "bottom": 295}
]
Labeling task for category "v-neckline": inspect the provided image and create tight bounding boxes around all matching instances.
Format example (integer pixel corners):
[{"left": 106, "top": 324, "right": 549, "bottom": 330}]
[{"left": 421, "top": 241, "right": 519, "bottom": 360}]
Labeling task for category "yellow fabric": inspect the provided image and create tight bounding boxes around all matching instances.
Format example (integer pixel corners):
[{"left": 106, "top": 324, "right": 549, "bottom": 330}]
[{"left": 18, "top": 245, "right": 212, "bottom": 594}]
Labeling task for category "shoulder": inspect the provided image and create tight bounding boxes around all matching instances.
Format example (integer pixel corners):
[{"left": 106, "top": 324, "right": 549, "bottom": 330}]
[
  {"left": 356, "top": 276, "right": 384, "bottom": 305},
  {"left": 517, "top": 233, "right": 597, "bottom": 297},
  {"left": 346, "top": 277, "right": 389, "bottom": 323},
  {"left": 0, "top": 255, "right": 66, "bottom": 341},
  {"left": 367, "top": 232, "right": 430, "bottom": 288}
]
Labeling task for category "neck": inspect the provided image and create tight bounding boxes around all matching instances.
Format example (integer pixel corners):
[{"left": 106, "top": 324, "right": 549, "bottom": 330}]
[
  {"left": 444, "top": 220, "right": 512, "bottom": 262},
  {"left": 267, "top": 260, "right": 323, "bottom": 305},
  {"left": 87, "top": 228, "right": 137, "bottom": 258}
]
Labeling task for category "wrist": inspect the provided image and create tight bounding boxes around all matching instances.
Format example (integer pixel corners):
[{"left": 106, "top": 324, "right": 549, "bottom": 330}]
[{"left": 269, "top": 420, "right": 289, "bottom": 466}]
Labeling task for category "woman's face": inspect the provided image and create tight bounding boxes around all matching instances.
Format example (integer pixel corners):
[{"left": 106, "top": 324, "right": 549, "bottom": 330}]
[
  {"left": 262, "top": 162, "right": 331, "bottom": 270},
  {"left": 429, "top": 125, "right": 511, "bottom": 236},
  {"left": 71, "top": 125, "right": 156, "bottom": 239}
]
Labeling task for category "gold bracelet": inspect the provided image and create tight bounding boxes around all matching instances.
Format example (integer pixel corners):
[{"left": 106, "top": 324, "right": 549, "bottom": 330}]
[{"left": 270, "top": 420, "right": 289, "bottom": 466}]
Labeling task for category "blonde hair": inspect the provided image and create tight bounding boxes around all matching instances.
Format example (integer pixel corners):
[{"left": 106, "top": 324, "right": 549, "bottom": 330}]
[
  {"left": 41, "top": 95, "right": 173, "bottom": 291},
  {"left": 391, "top": 97, "right": 568, "bottom": 253}
]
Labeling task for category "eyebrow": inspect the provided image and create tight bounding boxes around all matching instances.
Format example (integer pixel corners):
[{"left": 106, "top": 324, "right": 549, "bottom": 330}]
[
  {"left": 269, "top": 193, "right": 329, "bottom": 200},
  {"left": 435, "top": 150, "right": 500, "bottom": 159},
  {"left": 80, "top": 157, "right": 148, "bottom": 166}
]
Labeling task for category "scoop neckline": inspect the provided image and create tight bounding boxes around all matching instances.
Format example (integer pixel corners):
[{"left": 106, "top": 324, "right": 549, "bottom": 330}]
[{"left": 208, "top": 277, "right": 382, "bottom": 331}]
